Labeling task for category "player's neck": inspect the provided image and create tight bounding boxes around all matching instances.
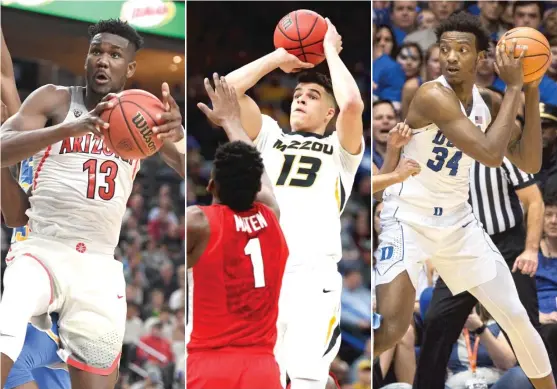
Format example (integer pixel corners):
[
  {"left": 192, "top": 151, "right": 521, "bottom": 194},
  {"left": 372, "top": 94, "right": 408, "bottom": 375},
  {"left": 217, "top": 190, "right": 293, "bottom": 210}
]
[
  {"left": 450, "top": 81, "right": 475, "bottom": 108},
  {"left": 83, "top": 86, "right": 106, "bottom": 111},
  {"left": 292, "top": 126, "right": 326, "bottom": 137}
]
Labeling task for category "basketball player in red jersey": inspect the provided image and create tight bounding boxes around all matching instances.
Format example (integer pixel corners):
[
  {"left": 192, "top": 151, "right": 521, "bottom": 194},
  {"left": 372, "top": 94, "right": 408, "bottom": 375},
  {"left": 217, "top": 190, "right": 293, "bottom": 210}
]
[{"left": 187, "top": 74, "right": 288, "bottom": 389}]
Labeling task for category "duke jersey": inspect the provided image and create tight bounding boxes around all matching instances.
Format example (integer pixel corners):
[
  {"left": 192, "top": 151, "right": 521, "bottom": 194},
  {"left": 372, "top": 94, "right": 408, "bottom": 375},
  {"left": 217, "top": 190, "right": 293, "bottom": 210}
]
[
  {"left": 187, "top": 203, "right": 289, "bottom": 354},
  {"left": 26, "top": 86, "right": 140, "bottom": 252},
  {"left": 383, "top": 76, "right": 491, "bottom": 215},
  {"left": 254, "top": 115, "right": 364, "bottom": 269}
]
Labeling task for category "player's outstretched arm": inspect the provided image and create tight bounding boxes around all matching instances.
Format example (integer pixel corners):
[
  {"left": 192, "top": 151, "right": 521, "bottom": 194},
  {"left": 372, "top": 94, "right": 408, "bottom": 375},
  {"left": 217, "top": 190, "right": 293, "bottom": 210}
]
[
  {"left": 225, "top": 48, "right": 313, "bottom": 140},
  {"left": 187, "top": 205, "right": 210, "bottom": 268},
  {"left": 323, "top": 18, "right": 364, "bottom": 154},
  {"left": 0, "top": 101, "right": 29, "bottom": 227},
  {"left": 198, "top": 73, "right": 280, "bottom": 218}
]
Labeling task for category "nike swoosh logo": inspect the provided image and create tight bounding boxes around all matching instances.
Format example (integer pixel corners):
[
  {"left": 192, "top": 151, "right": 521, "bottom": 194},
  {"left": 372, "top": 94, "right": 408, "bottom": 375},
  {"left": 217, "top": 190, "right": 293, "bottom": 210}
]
[
  {"left": 462, "top": 221, "right": 473, "bottom": 228},
  {"left": 323, "top": 289, "right": 333, "bottom": 293},
  {"left": 0, "top": 333, "right": 16, "bottom": 337},
  {"left": 5, "top": 256, "right": 14, "bottom": 263},
  {"left": 117, "top": 295, "right": 124, "bottom": 299}
]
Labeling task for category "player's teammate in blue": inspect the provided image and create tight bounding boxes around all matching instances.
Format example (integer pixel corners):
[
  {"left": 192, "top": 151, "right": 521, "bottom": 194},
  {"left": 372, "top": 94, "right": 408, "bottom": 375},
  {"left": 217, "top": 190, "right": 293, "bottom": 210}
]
[{"left": 1, "top": 29, "right": 71, "bottom": 389}]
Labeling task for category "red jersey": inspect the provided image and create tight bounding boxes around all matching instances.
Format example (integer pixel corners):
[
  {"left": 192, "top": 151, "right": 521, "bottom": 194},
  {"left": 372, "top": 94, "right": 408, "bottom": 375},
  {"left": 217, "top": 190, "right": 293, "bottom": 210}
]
[{"left": 187, "top": 202, "right": 289, "bottom": 354}]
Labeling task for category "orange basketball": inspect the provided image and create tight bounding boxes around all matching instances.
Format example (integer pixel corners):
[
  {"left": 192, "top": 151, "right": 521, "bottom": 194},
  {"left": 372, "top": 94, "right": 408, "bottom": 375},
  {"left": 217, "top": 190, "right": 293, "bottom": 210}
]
[
  {"left": 273, "top": 9, "right": 328, "bottom": 65},
  {"left": 100, "top": 89, "right": 165, "bottom": 160},
  {"left": 497, "top": 27, "right": 552, "bottom": 83}
]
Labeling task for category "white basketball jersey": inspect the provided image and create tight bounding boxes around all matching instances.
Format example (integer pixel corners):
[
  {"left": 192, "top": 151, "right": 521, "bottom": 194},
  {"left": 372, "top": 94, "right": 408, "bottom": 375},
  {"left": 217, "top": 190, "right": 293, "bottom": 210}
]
[
  {"left": 27, "top": 86, "right": 140, "bottom": 253},
  {"left": 383, "top": 76, "right": 491, "bottom": 215},
  {"left": 254, "top": 115, "right": 364, "bottom": 270}
]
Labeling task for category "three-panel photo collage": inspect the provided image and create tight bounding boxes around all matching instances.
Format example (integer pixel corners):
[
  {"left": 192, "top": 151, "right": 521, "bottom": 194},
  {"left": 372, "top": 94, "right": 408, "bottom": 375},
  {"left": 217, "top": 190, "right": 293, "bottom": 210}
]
[{"left": 0, "top": 1, "right": 556, "bottom": 389}]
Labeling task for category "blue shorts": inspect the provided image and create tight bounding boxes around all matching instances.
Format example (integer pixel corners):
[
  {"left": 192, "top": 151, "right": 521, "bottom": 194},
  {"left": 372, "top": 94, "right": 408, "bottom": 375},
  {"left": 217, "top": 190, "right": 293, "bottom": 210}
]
[{"left": 4, "top": 314, "right": 71, "bottom": 389}]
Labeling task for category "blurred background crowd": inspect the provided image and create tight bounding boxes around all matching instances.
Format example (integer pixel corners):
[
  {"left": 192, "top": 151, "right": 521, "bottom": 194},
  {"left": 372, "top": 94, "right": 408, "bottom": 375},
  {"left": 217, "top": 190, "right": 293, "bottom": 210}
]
[
  {"left": 187, "top": 2, "right": 372, "bottom": 388},
  {"left": 0, "top": 2, "right": 185, "bottom": 388},
  {"left": 373, "top": 1, "right": 557, "bottom": 388}
]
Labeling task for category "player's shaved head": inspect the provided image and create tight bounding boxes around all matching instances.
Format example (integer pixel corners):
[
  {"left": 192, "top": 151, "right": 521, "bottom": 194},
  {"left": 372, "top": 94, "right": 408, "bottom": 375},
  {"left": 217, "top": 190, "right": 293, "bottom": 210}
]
[{"left": 210, "top": 141, "right": 264, "bottom": 212}]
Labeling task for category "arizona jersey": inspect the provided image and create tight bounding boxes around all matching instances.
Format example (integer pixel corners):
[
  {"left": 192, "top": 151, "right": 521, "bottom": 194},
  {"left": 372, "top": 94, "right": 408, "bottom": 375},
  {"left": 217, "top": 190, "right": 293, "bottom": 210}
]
[
  {"left": 383, "top": 76, "right": 491, "bottom": 214},
  {"left": 10, "top": 157, "right": 33, "bottom": 245},
  {"left": 254, "top": 115, "right": 364, "bottom": 270},
  {"left": 187, "top": 203, "right": 289, "bottom": 354},
  {"left": 26, "top": 86, "right": 140, "bottom": 253}
]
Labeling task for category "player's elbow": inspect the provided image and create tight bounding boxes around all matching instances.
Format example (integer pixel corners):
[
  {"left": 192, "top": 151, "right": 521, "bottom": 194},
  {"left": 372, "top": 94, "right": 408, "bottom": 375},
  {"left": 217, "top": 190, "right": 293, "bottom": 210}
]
[
  {"left": 340, "top": 96, "right": 364, "bottom": 115},
  {"left": 3, "top": 214, "right": 28, "bottom": 228}
]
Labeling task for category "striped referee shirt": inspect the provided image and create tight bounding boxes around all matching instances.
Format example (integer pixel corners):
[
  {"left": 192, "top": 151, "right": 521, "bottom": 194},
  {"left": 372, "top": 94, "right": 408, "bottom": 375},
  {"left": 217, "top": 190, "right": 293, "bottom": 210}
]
[{"left": 468, "top": 157, "right": 535, "bottom": 235}]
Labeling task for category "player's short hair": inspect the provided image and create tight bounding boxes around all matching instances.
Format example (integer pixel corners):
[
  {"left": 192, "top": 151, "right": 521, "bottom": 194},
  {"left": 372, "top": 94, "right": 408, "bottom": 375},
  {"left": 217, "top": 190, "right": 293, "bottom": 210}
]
[
  {"left": 435, "top": 11, "right": 490, "bottom": 53},
  {"left": 513, "top": 1, "right": 544, "bottom": 17},
  {"left": 373, "top": 100, "right": 396, "bottom": 112},
  {"left": 213, "top": 141, "right": 264, "bottom": 212},
  {"left": 88, "top": 18, "right": 144, "bottom": 52},
  {"left": 297, "top": 71, "right": 336, "bottom": 106}
]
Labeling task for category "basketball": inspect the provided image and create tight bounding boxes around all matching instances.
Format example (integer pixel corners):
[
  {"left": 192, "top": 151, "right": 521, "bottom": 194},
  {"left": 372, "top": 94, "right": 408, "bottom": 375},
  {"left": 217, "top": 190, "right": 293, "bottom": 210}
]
[
  {"left": 100, "top": 89, "right": 165, "bottom": 160},
  {"left": 273, "top": 9, "right": 328, "bottom": 65},
  {"left": 497, "top": 27, "right": 552, "bottom": 83}
]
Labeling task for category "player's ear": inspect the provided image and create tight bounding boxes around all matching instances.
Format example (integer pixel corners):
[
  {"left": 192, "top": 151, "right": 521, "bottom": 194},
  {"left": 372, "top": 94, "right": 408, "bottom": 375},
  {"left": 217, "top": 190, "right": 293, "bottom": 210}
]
[
  {"left": 325, "top": 101, "right": 335, "bottom": 123},
  {"left": 127, "top": 61, "right": 137, "bottom": 79},
  {"left": 206, "top": 179, "right": 215, "bottom": 194},
  {"left": 477, "top": 50, "right": 486, "bottom": 64}
]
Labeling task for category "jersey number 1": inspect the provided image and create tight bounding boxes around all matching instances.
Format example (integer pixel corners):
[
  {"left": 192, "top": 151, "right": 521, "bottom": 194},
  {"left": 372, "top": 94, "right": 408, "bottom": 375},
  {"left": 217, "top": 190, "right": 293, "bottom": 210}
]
[
  {"left": 83, "top": 159, "right": 118, "bottom": 200},
  {"left": 244, "top": 238, "right": 265, "bottom": 288}
]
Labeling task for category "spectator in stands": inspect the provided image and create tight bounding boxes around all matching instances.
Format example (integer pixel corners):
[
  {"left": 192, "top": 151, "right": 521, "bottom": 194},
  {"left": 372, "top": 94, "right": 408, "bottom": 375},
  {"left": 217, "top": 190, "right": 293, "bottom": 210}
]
[
  {"left": 549, "top": 38, "right": 557, "bottom": 83},
  {"left": 445, "top": 305, "right": 532, "bottom": 389},
  {"left": 401, "top": 43, "right": 441, "bottom": 118},
  {"left": 478, "top": 0, "right": 507, "bottom": 41},
  {"left": 538, "top": 103, "right": 557, "bottom": 186},
  {"left": 513, "top": 0, "right": 543, "bottom": 29},
  {"left": 137, "top": 322, "right": 174, "bottom": 368},
  {"left": 396, "top": 42, "right": 423, "bottom": 81},
  {"left": 389, "top": 1, "right": 419, "bottom": 44},
  {"left": 537, "top": 187, "right": 557, "bottom": 378},
  {"left": 374, "top": 26, "right": 406, "bottom": 108},
  {"left": 404, "top": 1, "right": 460, "bottom": 52}
]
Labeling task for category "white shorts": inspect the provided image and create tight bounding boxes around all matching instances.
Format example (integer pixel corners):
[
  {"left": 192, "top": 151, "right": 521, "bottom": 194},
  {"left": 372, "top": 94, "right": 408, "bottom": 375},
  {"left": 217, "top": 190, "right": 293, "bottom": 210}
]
[
  {"left": 6, "top": 235, "right": 126, "bottom": 375},
  {"left": 274, "top": 262, "right": 342, "bottom": 383},
  {"left": 374, "top": 202, "right": 505, "bottom": 296}
]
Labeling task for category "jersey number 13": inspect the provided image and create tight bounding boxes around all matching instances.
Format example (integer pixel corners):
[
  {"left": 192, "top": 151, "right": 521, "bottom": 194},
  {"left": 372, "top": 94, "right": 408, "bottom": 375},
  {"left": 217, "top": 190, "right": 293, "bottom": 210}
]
[{"left": 83, "top": 159, "right": 118, "bottom": 201}]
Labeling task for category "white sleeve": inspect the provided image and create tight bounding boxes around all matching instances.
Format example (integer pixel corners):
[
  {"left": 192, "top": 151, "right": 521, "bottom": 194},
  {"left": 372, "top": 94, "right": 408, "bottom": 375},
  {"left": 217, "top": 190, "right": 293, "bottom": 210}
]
[
  {"left": 253, "top": 114, "right": 283, "bottom": 152},
  {"left": 331, "top": 131, "right": 365, "bottom": 178}
]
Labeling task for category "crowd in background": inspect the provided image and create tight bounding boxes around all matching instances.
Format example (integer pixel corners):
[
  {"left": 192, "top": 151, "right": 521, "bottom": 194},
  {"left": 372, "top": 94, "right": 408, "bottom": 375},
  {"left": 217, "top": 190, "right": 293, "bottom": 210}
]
[
  {"left": 0, "top": 54, "right": 186, "bottom": 389},
  {"left": 373, "top": 1, "right": 557, "bottom": 388},
  {"left": 187, "top": 2, "right": 372, "bottom": 388}
]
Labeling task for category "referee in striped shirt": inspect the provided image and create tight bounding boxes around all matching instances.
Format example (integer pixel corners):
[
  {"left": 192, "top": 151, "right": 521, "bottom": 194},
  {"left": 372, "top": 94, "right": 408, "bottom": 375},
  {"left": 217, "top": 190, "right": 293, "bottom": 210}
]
[{"left": 413, "top": 94, "right": 556, "bottom": 389}]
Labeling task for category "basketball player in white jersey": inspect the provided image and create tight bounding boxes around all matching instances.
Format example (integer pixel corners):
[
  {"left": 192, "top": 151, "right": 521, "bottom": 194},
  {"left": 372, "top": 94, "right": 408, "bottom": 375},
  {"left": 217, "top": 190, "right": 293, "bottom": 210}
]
[
  {"left": 374, "top": 11, "right": 556, "bottom": 389},
  {"left": 208, "top": 18, "right": 364, "bottom": 389},
  {"left": 0, "top": 19, "right": 184, "bottom": 389}
]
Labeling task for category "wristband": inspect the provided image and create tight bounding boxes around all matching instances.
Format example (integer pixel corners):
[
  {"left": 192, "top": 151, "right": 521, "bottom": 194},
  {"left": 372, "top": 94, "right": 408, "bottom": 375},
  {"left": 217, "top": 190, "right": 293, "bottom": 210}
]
[{"left": 474, "top": 323, "right": 487, "bottom": 335}]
